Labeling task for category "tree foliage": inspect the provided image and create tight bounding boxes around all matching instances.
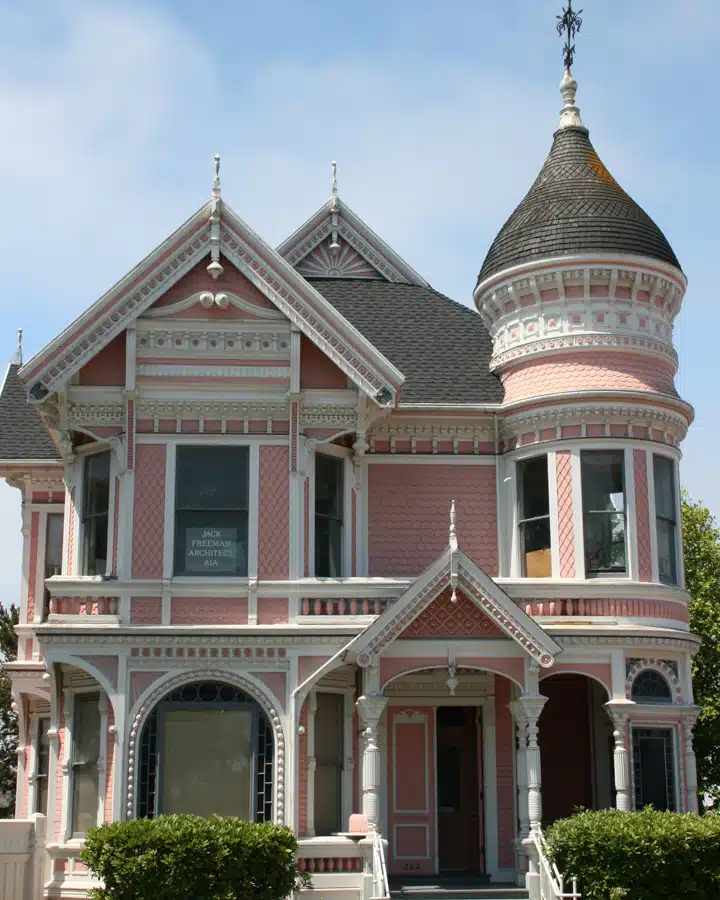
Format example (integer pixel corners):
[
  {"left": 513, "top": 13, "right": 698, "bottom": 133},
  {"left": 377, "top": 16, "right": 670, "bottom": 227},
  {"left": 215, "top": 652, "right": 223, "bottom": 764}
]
[
  {"left": 682, "top": 492, "right": 720, "bottom": 803},
  {"left": 0, "top": 602, "right": 18, "bottom": 818}
]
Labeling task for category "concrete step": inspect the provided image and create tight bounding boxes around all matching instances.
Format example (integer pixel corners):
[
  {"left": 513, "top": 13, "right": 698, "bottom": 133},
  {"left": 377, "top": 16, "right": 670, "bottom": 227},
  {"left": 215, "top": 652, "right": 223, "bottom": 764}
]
[{"left": 389, "top": 882, "right": 527, "bottom": 900}]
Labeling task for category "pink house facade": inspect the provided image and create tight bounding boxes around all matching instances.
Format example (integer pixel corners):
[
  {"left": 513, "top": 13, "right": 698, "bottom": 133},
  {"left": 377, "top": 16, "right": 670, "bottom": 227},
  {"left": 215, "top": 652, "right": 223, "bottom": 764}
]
[{"left": 0, "top": 68, "right": 699, "bottom": 898}]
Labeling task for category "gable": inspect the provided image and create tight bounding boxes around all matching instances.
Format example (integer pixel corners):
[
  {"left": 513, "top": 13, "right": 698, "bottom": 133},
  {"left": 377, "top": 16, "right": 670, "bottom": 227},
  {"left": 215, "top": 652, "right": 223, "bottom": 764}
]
[
  {"left": 300, "top": 336, "right": 349, "bottom": 390},
  {"left": 77, "top": 332, "right": 126, "bottom": 386},
  {"left": 295, "top": 235, "right": 383, "bottom": 280},
  {"left": 399, "top": 588, "right": 506, "bottom": 640}
]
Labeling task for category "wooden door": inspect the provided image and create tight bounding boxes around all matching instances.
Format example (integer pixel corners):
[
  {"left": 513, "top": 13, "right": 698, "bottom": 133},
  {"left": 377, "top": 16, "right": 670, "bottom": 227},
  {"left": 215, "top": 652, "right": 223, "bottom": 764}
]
[{"left": 436, "top": 707, "right": 482, "bottom": 873}]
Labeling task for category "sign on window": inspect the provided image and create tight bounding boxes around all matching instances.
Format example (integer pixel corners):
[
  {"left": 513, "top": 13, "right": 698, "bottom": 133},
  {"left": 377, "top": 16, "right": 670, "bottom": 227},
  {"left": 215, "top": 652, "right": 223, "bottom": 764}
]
[{"left": 185, "top": 527, "right": 241, "bottom": 572}]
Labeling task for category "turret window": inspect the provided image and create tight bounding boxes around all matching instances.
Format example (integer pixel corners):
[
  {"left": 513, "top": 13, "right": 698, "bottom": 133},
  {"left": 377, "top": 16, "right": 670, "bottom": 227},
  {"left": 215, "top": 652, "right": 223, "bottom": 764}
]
[
  {"left": 653, "top": 455, "right": 678, "bottom": 585},
  {"left": 517, "top": 455, "right": 551, "bottom": 577},
  {"left": 581, "top": 450, "right": 627, "bottom": 575}
]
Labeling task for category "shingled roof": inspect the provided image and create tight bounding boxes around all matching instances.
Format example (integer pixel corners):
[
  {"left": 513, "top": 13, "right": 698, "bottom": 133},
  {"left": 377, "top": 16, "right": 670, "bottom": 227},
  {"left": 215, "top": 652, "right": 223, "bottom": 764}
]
[
  {"left": 308, "top": 279, "right": 503, "bottom": 405},
  {"left": 477, "top": 125, "right": 681, "bottom": 286},
  {"left": 0, "top": 365, "right": 59, "bottom": 460}
]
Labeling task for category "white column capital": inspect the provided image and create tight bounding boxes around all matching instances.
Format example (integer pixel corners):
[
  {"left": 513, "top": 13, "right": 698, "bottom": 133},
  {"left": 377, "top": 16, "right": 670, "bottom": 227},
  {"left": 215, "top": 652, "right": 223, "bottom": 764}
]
[
  {"left": 356, "top": 694, "right": 388, "bottom": 730},
  {"left": 515, "top": 694, "right": 547, "bottom": 723}
]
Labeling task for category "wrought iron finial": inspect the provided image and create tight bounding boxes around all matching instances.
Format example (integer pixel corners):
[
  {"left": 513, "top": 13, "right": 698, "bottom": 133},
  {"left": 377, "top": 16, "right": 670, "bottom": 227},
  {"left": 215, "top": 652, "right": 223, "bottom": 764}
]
[{"left": 556, "top": 1, "right": 583, "bottom": 72}]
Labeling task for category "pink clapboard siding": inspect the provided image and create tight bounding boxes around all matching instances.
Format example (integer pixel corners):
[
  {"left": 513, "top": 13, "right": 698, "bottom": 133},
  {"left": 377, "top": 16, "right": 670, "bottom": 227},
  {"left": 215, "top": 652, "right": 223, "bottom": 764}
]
[{"left": 368, "top": 465, "right": 498, "bottom": 576}]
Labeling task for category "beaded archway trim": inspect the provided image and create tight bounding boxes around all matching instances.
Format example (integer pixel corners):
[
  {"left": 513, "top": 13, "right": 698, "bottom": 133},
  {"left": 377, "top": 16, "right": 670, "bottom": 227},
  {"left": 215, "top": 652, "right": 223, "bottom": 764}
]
[{"left": 126, "top": 669, "right": 286, "bottom": 824}]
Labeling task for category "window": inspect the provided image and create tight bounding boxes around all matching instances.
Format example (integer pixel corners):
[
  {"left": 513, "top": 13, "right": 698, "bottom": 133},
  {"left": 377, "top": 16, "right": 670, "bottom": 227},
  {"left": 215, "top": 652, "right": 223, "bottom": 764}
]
[
  {"left": 632, "top": 728, "right": 676, "bottom": 811},
  {"left": 174, "top": 447, "right": 249, "bottom": 576},
  {"left": 581, "top": 450, "right": 627, "bottom": 575},
  {"left": 314, "top": 693, "right": 344, "bottom": 835},
  {"left": 653, "top": 456, "right": 678, "bottom": 585},
  {"left": 517, "top": 455, "right": 551, "bottom": 577},
  {"left": 81, "top": 452, "right": 110, "bottom": 575},
  {"left": 71, "top": 694, "right": 101, "bottom": 835},
  {"left": 315, "top": 454, "right": 344, "bottom": 577},
  {"left": 44, "top": 513, "right": 64, "bottom": 619},
  {"left": 631, "top": 669, "right": 672, "bottom": 704},
  {"left": 35, "top": 718, "right": 50, "bottom": 816}
]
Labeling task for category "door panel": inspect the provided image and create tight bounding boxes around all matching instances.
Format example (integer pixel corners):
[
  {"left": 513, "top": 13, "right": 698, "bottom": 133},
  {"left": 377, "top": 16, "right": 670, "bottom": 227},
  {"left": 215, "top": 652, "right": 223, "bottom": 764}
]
[
  {"left": 437, "top": 707, "right": 481, "bottom": 873},
  {"left": 388, "top": 708, "right": 435, "bottom": 876}
]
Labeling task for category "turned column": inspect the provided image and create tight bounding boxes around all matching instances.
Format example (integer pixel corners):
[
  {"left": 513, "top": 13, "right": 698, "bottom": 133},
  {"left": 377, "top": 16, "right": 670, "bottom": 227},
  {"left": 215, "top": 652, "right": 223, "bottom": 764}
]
[
  {"left": 516, "top": 695, "right": 547, "bottom": 832},
  {"left": 605, "top": 703, "right": 632, "bottom": 812},
  {"left": 683, "top": 710, "right": 700, "bottom": 813},
  {"left": 356, "top": 694, "right": 388, "bottom": 831},
  {"left": 510, "top": 701, "right": 530, "bottom": 840}
]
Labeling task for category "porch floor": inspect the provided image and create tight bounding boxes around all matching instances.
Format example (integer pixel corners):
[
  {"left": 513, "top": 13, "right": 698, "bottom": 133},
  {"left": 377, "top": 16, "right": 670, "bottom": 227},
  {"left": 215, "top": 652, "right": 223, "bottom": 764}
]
[{"left": 389, "top": 877, "right": 527, "bottom": 900}]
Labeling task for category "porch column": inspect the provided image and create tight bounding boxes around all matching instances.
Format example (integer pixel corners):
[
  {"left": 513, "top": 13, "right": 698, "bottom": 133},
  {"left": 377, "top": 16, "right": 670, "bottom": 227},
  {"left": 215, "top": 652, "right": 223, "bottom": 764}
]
[
  {"left": 516, "top": 695, "right": 546, "bottom": 832},
  {"left": 605, "top": 703, "right": 632, "bottom": 812},
  {"left": 306, "top": 692, "right": 317, "bottom": 836},
  {"left": 682, "top": 709, "right": 700, "bottom": 814},
  {"left": 356, "top": 694, "right": 388, "bottom": 831},
  {"left": 509, "top": 702, "right": 530, "bottom": 840}
]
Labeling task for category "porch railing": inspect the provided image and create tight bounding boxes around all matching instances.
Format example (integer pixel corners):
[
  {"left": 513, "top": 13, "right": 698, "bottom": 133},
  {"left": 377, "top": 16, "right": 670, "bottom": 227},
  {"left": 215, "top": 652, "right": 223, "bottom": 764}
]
[
  {"left": 370, "top": 830, "right": 390, "bottom": 900},
  {"left": 528, "top": 829, "right": 580, "bottom": 900},
  {"left": 0, "top": 814, "right": 46, "bottom": 900}
]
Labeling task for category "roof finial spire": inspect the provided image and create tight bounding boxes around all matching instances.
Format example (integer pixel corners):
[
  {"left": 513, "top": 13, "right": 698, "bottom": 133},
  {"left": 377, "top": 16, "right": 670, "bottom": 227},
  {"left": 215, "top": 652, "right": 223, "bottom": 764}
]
[
  {"left": 207, "top": 153, "right": 224, "bottom": 279},
  {"left": 331, "top": 160, "right": 338, "bottom": 212},
  {"left": 556, "top": 2, "right": 585, "bottom": 130},
  {"left": 329, "top": 160, "right": 341, "bottom": 251},
  {"left": 11, "top": 328, "right": 22, "bottom": 366},
  {"left": 212, "top": 153, "right": 221, "bottom": 201},
  {"left": 449, "top": 500, "right": 459, "bottom": 603}
]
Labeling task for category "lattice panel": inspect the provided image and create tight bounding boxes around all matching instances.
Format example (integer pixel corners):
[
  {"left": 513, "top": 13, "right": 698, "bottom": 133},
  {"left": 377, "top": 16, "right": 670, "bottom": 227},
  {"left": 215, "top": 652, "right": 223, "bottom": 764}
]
[
  {"left": 633, "top": 449, "right": 652, "bottom": 581},
  {"left": 258, "top": 446, "right": 289, "bottom": 579},
  {"left": 132, "top": 445, "right": 166, "bottom": 577},
  {"left": 399, "top": 588, "right": 506, "bottom": 639},
  {"left": 556, "top": 451, "right": 576, "bottom": 577}
]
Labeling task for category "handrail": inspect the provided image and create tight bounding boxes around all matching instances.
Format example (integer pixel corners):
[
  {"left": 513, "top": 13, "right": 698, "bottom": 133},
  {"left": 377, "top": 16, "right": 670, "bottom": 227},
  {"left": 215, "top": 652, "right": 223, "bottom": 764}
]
[
  {"left": 371, "top": 830, "right": 390, "bottom": 900},
  {"left": 530, "top": 829, "right": 581, "bottom": 900}
]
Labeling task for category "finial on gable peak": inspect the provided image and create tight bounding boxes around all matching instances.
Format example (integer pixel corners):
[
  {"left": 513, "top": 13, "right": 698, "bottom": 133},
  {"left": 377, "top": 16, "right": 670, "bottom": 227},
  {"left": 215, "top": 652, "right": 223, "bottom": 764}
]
[
  {"left": 329, "top": 160, "right": 341, "bottom": 251},
  {"left": 11, "top": 328, "right": 22, "bottom": 366},
  {"left": 331, "top": 160, "right": 338, "bottom": 211},
  {"left": 449, "top": 500, "right": 458, "bottom": 603},
  {"left": 212, "top": 153, "right": 221, "bottom": 201},
  {"left": 207, "top": 153, "right": 224, "bottom": 279}
]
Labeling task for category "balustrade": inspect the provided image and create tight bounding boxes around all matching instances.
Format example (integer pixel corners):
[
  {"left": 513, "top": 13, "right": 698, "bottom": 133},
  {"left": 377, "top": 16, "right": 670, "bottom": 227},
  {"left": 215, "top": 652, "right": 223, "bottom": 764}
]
[{"left": 299, "top": 598, "right": 393, "bottom": 617}]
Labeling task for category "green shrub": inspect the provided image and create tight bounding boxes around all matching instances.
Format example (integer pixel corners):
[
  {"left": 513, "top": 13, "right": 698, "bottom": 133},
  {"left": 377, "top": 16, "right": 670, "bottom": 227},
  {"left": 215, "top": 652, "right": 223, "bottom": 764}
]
[
  {"left": 545, "top": 808, "right": 720, "bottom": 900},
  {"left": 81, "top": 815, "right": 311, "bottom": 900}
]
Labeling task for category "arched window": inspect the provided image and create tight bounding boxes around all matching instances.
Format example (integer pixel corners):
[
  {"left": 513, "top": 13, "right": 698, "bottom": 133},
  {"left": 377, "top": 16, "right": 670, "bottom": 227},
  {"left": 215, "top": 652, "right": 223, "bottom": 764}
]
[
  {"left": 137, "top": 681, "right": 274, "bottom": 820},
  {"left": 631, "top": 669, "right": 672, "bottom": 704}
]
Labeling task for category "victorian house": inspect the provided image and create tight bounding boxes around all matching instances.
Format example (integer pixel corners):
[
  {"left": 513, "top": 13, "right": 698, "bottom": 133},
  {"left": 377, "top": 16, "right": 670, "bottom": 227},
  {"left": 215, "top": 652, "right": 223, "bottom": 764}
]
[{"left": 0, "top": 53, "right": 698, "bottom": 899}]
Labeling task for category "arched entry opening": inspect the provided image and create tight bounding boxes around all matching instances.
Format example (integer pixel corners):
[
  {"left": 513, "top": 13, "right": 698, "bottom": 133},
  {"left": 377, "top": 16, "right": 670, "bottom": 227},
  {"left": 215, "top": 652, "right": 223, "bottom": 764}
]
[
  {"left": 136, "top": 680, "right": 274, "bottom": 821},
  {"left": 539, "top": 673, "right": 613, "bottom": 823}
]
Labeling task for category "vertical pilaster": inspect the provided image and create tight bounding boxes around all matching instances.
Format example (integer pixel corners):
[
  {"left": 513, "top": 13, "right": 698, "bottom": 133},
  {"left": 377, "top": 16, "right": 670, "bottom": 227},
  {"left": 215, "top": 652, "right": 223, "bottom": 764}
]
[
  {"left": 606, "top": 703, "right": 632, "bottom": 811},
  {"left": 306, "top": 691, "right": 317, "bottom": 837},
  {"left": 683, "top": 710, "right": 700, "bottom": 814}
]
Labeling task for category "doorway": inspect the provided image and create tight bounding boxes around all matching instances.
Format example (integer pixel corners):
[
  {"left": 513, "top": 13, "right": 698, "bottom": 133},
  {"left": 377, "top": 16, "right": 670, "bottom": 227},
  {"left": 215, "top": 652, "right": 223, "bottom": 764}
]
[{"left": 436, "top": 707, "right": 482, "bottom": 873}]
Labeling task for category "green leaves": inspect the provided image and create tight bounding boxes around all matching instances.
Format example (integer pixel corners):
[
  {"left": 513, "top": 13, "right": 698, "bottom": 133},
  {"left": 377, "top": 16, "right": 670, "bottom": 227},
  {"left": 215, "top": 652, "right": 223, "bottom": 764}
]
[
  {"left": 80, "top": 815, "right": 311, "bottom": 900},
  {"left": 546, "top": 808, "right": 720, "bottom": 900},
  {"left": 0, "top": 603, "right": 18, "bottom": 818},
  {"left": 682, "top": 493, "right": 720, "bottom": 803}
]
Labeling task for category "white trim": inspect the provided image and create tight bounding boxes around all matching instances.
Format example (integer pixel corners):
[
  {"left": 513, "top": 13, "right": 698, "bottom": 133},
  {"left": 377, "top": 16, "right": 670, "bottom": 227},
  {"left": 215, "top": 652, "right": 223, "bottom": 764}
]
[
  {"left": 509, "top": 456, "right": 520, "bottom": 579},
  {"left": 547, "top": 450, "right": 560, "bottom": 579},
  {"left": 625, "top": 446, "right": 638, "bottom": 582},
  {"left": 342, "top": 458, "right": 353, "bottom": 578},
  {"left": 120, "top": 470, "right": 134, "bottom": 581},
  {"left": 143, "top": 290, "right": 286, "bottom": 320},
  {"left": 366, "top": 455, "right": 496, "bottom": 465},
  {"left": 61, "top": 687, "right": 74, "bottom": 842},
  {"left": 674, "top": 458, "right": 686, "bottom": 589},
  {"left": 136, "top": 363, "right": 291, "bottom": 379},
  {"left": 629, "top": 721, "right": 682, "bottom": 813},
  {"left": 647, "top": 449, "right": 660, "bottom": 583},
  {"left": 570, "top": 448, "right": 585, "bottom": 578},
  {"left": 136, "top": 434, "right": 288, "bottom": 446},
  {"left": 306, "top": 690, "right": 317, "bottom": 837}
]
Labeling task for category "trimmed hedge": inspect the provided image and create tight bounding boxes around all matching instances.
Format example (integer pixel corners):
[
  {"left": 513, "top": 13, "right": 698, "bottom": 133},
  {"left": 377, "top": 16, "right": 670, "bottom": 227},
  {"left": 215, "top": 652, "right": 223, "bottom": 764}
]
[
  {"left": 545, "top": 808, "right": 720, "bottom": 900},
  {"left": 81, "top": 815, "right": 311, "bottom": 900}
]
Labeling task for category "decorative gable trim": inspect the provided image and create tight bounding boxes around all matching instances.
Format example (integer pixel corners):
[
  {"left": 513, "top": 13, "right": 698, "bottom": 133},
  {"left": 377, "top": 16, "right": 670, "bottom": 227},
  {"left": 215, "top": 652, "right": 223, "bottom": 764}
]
[
  {"left": 352, "top": 548, "right": 561, "bottom": 668},
  {"left": 143, "top": 290, "right": 285, "bottom": 320},
  {"left": 19, "top": 202, "right": 405, "bottom": 406},
  {"left": 277, "top": 198, "right": 429, "bottom": 287}
]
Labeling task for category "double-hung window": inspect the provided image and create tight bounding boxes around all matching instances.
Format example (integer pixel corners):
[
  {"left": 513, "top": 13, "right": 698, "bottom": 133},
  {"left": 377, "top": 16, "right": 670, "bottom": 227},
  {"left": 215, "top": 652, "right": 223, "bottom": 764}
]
[
  {"left": 71, "top": 694, "right": 101, "bottom": 836},
  {"left": 581, "top": 450, "right": 627, "bottom": 575},
  {"left": 653, "top": 456, "right": 678, "bottom": 585},
  {"left": 81, "top": 452, "right": 110, "bottom": 575},
  {"left": 314, "top": 454, "right": 344, "bottom": 577},
  {"left": 174, "top": 447, "right": 249, "bottom": 576},
  {"left": 44, "top": 513, "right": 64, "bottom": 619},
  {"left": 517, "top": 455, "right": 552, "bottom": 577},
  {"left": 35, "top": 717, "right": 50, "bottom": 816}
]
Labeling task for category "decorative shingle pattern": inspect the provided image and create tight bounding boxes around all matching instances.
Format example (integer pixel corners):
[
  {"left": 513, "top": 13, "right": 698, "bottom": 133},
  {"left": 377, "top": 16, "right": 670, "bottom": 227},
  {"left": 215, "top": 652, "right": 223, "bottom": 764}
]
[
  {"left": 129, "top": 597, "right": 162, "bottom": 625},
  {"left": 399, "top": 588, "right": 505, "bottom": 639},
  {"left": 633, "top": 449, "right": 653, "bottom": 582},
  {"left": 556, "top": 451, "right": 576, "bottom": 578},
  {"left": 171, "top": 597, "right": 248, "bottom": 625},
  {"left": 308, "top": 279, "right": 503, "bottom": 405},
  {"left": 258, "top": 446, "right": 289, "bottom": 579},
  {"left": 132, "top": 445, "right": 166, "bottom": 578},
  {"left": 478, "top": 126, "right": 680, "bottom": 285},
  {"left": 0, "top": 365, "right": 59, "bottom": 459}
]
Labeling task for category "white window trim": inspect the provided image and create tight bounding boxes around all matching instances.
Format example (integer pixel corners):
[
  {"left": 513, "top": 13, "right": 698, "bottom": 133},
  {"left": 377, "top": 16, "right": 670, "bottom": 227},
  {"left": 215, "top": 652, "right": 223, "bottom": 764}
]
[
  {"left": 648, "top": 451, "right": 684, "bottom": 589},
  {"left": 27, "top": 712, "right": 51, "bottom": 816},
  {"left": 76, "top": 446, "right": 114, "bottom": 578},
  {"left": 309, "top": 445, "right": 351, "bottom": 579},
  {"left": 63, "top": 688, "right": 107, "bottom": 842},
  {"left": 511, "top": 451, "right": 556, "bottom": 580}
]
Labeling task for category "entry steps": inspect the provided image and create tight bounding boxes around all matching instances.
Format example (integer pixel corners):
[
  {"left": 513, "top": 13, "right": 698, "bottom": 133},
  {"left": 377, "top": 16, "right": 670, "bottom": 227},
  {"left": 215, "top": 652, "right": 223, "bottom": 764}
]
[{"left": 389, "top": 878, "right": 528, "bottom": 900}]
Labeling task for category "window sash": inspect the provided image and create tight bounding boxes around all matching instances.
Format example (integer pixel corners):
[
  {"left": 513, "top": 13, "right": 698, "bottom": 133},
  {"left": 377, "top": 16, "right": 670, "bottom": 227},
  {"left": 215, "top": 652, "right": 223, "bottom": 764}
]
[
  {"left": 81, "top": 452, "right": 110, "bottom": 576},
  {"left": 35, "top": 718, "right": 50, "bottom": 816},
  {"left": 581, "top": 451, "right": 627, "bottom": 575},
  {"left": 71, "top": 695, "right": 101, "bottom": 835},
  {"left": 653, "top": 456, "right": 678, "bottom": 584},
  {"left": 314, "top": 455, "right": 344, "bottom": 577}
]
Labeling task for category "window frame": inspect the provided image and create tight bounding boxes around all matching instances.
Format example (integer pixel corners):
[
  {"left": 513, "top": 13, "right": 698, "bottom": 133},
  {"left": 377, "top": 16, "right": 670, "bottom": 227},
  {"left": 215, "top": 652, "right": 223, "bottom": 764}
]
[
  {"left": 311, "top": 448, "right": 351, "bottom": 578},
  {"left": 33, "top": 715, "right": 51, "bottom": 816},
  {"left": 651, "top": 453, "right": 681, "bottom": 586},
  {"left": 631, "top": 725, "right": 679, "bottom": 812},
  {"left": 80, "top": 449, "right": 111, "bottom": 577},
  {"left": 172, "top": 445, "right": 251, "bottom": 578},
  {"left": 69, "top": 691, "right": 103, "bottom": 839},
  {"left": 580, "top": 448, "right": 629, "bottom": 578},
  {"left": 516, "top": 454, "right": 553, "bottom": 578}
]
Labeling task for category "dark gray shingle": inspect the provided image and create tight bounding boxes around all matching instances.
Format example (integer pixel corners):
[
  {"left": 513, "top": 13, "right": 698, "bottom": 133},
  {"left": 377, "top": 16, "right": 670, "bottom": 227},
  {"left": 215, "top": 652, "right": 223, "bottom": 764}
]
[
  {"left": 478, "top": 126, "right": 681, "bottom": 285},
  {"left": 308, "top": 279, "right": 503, "bottom": 405},
  {"left": 0, "top": 365, "right": 60, "bottom": 460}
]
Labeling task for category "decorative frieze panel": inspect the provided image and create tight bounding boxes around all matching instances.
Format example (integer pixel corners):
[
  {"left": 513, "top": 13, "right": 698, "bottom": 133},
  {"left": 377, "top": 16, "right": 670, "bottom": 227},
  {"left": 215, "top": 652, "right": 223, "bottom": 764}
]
[
  {"left": 295, "top": 236, "right": 382, "bottom": 280},
  {"left": 68, "top": 404, "right": 125, "bottom": 427},
  {"left": 300, "top": 405, "right": 357, "bottom": 430},
  {"left": 367, "top": 420, "right": 495, "bottom": 454},
  {"left": 136, "top": 328, "right": 290, "bottom": 358}
]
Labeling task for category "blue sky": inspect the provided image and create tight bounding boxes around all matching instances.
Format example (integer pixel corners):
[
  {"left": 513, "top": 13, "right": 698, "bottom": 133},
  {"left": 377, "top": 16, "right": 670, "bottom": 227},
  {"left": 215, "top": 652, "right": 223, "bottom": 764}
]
[{"left": 0, "top": 0, "right": 717, "bottom": 598}]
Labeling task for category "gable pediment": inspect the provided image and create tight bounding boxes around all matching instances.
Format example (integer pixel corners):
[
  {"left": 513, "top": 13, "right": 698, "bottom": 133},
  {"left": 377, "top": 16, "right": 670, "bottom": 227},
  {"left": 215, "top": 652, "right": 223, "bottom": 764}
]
[{"left": 398, "top": 587, "right": 507, "bottom": 640}]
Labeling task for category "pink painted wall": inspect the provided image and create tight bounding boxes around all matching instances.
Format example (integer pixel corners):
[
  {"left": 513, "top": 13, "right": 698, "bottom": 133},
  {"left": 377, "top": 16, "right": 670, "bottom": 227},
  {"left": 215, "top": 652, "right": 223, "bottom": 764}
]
[
  {"left": 77, "top": 332, "right": 126, "bottom": 386},
  {"left": 556, "top": 450, "right": 576, "bottom": 578},
  {"left": 148, "top": 257, "right": 276, "bottom": 313},
  {"left": 132, "top": 444, "right": 166, "bottom": 577},
  {"left": 104, "top": 706, "right": 115, "bottom": 822},
  {"left": 171, "top": 597, "right": 248, "bottom": 625},
  {"left": 633, "top": 449, "right": 653, "bottom": 581},
  {"left": 540, "top": 662, "right": 612, "bottom": 696},
  {"left": 501, "top": 351, "right": 677, "bottom": 403},
  {"left": 300, "top": 335, "right": 348, "bottom": 389},
  {"left": 130, "top": 597, "right": 162, "bottom": 625},
  {"left": 368, "top": 465, "right": 498, "bottom": 576},
  {"left": 258, "top": 446, "right": 289, "bottom": 579},
  {"left": 257, "top": 598, "right": 289, "bottom": 625},
  {"left": 255, "top": 672, "right": 287, "bottom": 710},
  {"left": 495, "top": 677, "right": 515, "bottom": 870}
]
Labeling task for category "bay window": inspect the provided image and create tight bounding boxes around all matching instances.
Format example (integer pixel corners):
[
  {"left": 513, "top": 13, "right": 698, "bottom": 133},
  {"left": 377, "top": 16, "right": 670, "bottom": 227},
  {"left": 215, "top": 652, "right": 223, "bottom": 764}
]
[
  {"left": 71, "top": 694, "right": 101, "bottom": 835},
  {"left": 517, "top": 455, "right": 552, "bottom": 577},
  {"left": 174, "top": 447, "right": 249, "bottom": 576},
  {"left": 581, "top": 450, "right": 627, "bottom": 575},
  {"left": 653, "top": 455, "right": 678, "bottom": 585},
  {"left": 81, "top": 452, "right": 110, "bottom": 575},
  {"left": 315, "top": 454, "right": 344, "bottom": 577}
]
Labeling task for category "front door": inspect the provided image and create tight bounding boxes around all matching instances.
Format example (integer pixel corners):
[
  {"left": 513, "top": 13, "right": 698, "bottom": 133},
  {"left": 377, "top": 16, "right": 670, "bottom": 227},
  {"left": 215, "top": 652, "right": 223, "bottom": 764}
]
[{"left": 436, "top": 707, "right": 482, "bottom": 873}]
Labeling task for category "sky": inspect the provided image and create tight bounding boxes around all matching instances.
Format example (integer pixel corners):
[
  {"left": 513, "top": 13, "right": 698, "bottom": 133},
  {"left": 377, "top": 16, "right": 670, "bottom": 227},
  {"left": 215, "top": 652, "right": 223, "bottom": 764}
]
[{"left": 0, "top": 0, "right": 718, "bottom": 602}]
